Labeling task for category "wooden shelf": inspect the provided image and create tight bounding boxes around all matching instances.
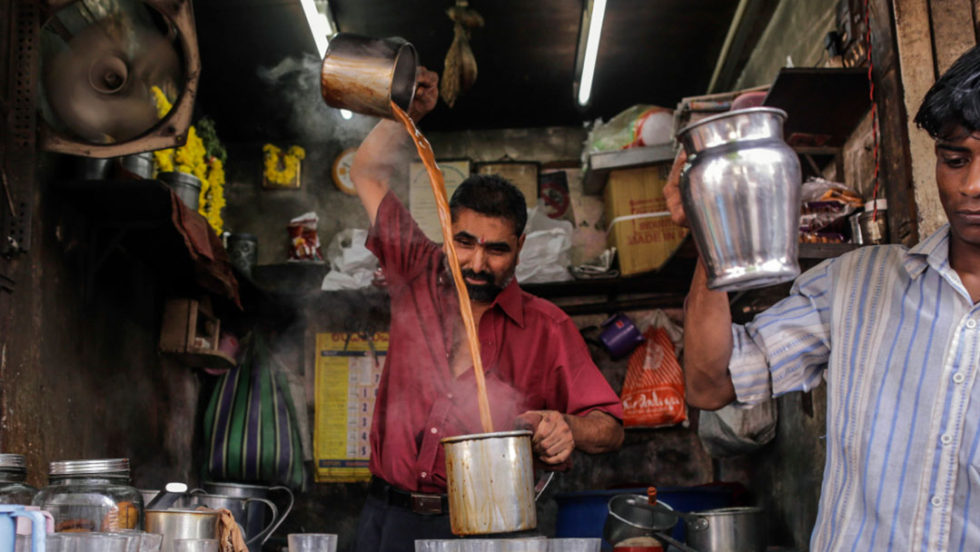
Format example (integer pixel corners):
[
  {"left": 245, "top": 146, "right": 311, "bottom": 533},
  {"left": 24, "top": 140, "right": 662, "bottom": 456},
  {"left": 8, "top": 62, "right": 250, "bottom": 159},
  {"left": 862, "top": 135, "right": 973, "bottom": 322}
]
[{"left": 763, "top": 67, "right": 871, "bottom": 148}]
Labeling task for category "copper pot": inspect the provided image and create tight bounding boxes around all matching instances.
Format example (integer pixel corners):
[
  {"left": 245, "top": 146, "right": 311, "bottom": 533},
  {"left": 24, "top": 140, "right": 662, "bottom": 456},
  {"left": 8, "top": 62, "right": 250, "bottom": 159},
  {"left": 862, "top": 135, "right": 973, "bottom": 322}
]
[{"left": 319, "top": 33, "right": 418, "bottom": 119}]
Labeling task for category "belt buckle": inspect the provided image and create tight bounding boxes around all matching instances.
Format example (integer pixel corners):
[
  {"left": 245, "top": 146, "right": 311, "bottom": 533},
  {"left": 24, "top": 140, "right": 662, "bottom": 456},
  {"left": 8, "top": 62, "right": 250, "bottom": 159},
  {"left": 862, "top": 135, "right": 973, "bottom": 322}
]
[{"left": 410, "top": 493, "right": 444, "bottom": 514}]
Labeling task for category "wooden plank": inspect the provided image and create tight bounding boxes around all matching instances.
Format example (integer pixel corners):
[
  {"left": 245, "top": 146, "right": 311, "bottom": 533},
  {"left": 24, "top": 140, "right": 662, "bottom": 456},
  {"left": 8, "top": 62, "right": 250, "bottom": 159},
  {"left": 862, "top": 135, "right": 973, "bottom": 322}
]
[
  {"left": 930, "top": 0, "right": 976, "bottom": 74},
  {"left": 892, "top": 0, "right": 943, "bottom": 241}
]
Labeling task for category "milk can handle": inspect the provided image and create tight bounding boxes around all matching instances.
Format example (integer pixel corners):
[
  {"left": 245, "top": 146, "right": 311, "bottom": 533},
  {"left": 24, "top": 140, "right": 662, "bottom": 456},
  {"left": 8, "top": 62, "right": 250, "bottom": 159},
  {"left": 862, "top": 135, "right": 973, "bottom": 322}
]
[
  {"left": 243, "top": 498, "right": 278, "bottom": 546},
  {"left": 533, "top": 472, "right": 555, "bottom": 502},
  {"left": 259, "top": 486, "right": 294, "bottom": 545}
]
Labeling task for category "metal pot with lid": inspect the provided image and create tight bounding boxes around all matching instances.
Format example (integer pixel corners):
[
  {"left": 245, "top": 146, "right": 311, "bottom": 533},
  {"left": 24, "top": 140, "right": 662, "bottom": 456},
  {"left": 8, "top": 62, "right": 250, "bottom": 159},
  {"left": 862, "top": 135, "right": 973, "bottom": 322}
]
[{"left": 684, "top": 506, "right": 766, "bottom": 552}]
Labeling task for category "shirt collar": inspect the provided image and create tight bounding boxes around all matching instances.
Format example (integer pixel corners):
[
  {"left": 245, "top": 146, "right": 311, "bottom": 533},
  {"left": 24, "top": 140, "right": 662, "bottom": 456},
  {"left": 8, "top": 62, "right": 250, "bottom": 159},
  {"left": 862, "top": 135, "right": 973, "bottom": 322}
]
[
  {"left": 904, "top": 224, "right": 952, "bottom": 279},
  {"left": 491, "top": 278, "right": 526, "bottom": 328}
]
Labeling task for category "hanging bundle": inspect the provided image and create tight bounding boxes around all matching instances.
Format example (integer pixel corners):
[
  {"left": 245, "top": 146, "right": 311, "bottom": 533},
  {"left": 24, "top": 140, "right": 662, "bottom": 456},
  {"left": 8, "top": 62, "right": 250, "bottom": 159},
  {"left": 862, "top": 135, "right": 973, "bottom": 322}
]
[{"left": 440, "top": 1, "right": 484, "bottom": 108}]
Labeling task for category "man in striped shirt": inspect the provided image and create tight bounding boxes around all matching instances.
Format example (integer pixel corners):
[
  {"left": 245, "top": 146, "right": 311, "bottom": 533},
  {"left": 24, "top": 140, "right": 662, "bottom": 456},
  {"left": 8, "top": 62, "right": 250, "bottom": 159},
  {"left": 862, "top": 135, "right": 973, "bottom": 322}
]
[{"left": 663, "top": 46, "right": 980, "bottom": 551}]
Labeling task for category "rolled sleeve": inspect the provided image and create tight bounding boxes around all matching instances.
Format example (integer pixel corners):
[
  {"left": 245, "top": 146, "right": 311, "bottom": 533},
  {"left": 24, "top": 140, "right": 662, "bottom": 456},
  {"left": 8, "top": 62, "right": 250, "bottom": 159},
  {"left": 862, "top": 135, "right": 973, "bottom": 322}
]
[{"left": 728, "top": 260, "right": 835, "bottom": 406}]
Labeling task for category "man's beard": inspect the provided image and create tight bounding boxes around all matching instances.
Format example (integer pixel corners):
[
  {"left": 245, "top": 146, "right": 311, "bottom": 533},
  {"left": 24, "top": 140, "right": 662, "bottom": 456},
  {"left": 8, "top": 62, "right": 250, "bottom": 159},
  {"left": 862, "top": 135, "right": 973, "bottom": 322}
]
[{"left": 461, "top": 269, "right": 504, "bottom": 302}]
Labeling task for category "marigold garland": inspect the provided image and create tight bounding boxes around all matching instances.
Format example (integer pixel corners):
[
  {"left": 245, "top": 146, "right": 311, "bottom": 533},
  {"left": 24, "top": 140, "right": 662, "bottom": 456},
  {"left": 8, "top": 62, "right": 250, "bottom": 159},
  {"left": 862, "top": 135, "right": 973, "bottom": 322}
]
[
  {"left": 263, "top": 143, "right": 306, "bottom": 186},
  {"left": 150, "top": 86, "right": 225, "bottom": 234}
]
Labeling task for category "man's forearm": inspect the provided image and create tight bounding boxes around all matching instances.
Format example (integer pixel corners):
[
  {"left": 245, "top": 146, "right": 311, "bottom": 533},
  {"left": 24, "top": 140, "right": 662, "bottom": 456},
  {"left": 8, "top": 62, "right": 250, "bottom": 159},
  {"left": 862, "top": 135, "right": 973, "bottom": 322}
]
[
  {"left": 683, "top": 260, "right": 737, "bottom": 410},
  {"left": 565, "top": 410, "right": 624, "bottom": 454},
  {"left": 350, "top": 119, "right": 413, "bottom": 225}
]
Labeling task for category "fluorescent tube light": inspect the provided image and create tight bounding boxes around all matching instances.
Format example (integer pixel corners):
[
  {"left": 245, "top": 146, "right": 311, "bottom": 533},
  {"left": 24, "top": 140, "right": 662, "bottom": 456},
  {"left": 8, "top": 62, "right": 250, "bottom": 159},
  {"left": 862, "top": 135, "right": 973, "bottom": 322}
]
[
  {"left": 576, "top": 0, "right": 607, "bottom": 106},
  {"left": 300, "top": 0, "right": 332, "bottom": 58}
]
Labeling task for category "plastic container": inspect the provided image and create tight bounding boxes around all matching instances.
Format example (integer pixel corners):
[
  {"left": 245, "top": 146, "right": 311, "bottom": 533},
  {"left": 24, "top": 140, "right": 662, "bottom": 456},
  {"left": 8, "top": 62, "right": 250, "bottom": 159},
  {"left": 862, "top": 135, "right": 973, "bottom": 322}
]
[
  {"left": 0, "top": 454, "right": 37, "bottom": 505},
  {"left": 33, "top": 458, "right": 143, "bottom": 532},
  {"left": 554, "top": 486, "right": 735, "bottom": 550}
]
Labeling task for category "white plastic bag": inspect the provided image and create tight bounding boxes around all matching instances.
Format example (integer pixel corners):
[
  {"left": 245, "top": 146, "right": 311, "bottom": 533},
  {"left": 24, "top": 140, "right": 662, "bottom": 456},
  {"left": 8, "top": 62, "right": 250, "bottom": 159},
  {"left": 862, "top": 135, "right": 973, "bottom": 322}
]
[
  {"left": 516, "top": 207, "right": 574, "bottom": 283},
  {"left": 321, "top": 229, "right": 378, "bottom": 290},
  {"left": 697, "top": 399, "right": 778, "bottom": 457}
]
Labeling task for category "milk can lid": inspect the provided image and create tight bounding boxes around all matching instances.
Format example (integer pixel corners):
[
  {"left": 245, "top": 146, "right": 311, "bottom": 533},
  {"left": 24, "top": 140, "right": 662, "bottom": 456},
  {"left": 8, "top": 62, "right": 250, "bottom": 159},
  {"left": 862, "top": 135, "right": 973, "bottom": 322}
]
[
  {"left": 0, "top": 454, "right": 26, "bottom": 469},
  {"left": 49, "top": 458, "right": 130, "bottom": 476}
]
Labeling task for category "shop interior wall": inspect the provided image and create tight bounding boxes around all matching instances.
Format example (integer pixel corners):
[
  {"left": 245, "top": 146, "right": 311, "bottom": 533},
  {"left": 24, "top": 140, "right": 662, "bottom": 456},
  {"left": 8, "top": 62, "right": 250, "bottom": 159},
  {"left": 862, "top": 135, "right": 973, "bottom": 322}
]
[{"left": 0, "top": 153, "right": 201, "bottom": 492}]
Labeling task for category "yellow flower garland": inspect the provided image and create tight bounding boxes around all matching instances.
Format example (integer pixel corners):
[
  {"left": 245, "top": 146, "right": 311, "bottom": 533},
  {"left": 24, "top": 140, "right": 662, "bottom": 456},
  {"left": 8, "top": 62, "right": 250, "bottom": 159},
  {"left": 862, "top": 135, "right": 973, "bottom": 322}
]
[
  {"left": 151, "top": 86, "right": 225, "bottom": 234},
  {"left": 263, "top": 143, "right": 306, "bottom": 186}
]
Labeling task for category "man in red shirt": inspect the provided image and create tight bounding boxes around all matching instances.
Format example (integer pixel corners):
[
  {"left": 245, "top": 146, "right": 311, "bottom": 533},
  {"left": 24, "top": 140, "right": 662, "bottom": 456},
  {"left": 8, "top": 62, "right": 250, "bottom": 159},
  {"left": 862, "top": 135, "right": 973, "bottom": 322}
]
[{"left": 349, "top": 67, "right": 624, "bottom": 552}]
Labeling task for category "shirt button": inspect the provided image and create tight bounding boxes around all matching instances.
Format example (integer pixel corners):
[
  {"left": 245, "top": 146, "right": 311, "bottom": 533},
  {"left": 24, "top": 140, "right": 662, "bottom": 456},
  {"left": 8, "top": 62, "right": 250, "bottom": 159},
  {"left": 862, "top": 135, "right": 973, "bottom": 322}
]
[
  {"left": 447, "top": 393, "right": 454, "bottom": 399},
  {"left": 941, "top": 434, "right": 953, "bottom": 445},
  {"left": 968, "top": 319, "right": 977, "bottom": 329},
  {"left": 931, "top": 496, "right": 942, "bottom": 507},
  {"left": 430, "top": 427, "right": 438, "bottom": 434},
  {"left": 954, "top": 372, "right": 966, "bottom": 384},
  {"left": 420, "top": 471, "right": 427, "bottom": 478}
]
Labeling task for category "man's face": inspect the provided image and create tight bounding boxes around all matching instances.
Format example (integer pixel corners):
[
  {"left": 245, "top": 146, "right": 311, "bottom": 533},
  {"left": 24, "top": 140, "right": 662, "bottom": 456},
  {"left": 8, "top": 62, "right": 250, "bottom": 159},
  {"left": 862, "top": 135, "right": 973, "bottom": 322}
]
[
  {"left": 449, "top": 208, "right": 525, "bottom": 303},
  {"left": 935, "top": 127, "right": 980, "bottom": 249}
]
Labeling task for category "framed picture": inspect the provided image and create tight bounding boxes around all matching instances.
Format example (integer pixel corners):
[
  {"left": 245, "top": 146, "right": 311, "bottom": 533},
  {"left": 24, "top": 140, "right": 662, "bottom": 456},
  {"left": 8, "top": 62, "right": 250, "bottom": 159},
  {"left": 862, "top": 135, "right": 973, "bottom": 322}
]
[
  {"left": 409, "top": 158, "right": 471, "bottom": 242},
  {"left": 473, "top": 161, "right": 540, "bottom": 208}
]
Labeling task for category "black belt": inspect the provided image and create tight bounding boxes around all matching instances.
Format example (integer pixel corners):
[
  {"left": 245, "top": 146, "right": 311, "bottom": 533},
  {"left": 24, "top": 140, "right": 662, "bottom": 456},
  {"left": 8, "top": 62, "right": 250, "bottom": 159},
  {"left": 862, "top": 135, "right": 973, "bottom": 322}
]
[{"left": 369, "top": 477, "right": 449, "bottom": 515}]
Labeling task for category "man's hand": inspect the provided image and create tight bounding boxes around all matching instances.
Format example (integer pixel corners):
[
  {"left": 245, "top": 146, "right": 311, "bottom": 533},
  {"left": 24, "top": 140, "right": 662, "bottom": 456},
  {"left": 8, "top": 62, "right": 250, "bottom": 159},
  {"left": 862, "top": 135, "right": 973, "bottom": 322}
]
[
  {"left": 408, "top": 67, "right": 439, "bottom": 122},
  {"left": 515, "top": 410, "right": 574, "bottom": 466},
  {"left": 664, "top": 150, "right": 689, "bottom": 227}
]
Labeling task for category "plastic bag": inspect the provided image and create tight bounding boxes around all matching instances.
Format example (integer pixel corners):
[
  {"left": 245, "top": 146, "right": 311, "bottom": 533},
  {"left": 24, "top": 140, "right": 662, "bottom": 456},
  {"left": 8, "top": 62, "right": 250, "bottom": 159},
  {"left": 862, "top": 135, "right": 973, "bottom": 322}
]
[
  {"left": 620, "top": 311, "right": 687, "bottom": 428},
  {"left": 288, "top": 212, "right": 323, "bottom": 261},
  {"left": 583, "top": 104, "right": 674, "bottom": 156},
  {"left": 697, "top": 399, "right": 778, "bottom": 457},
  {"left": 516, "top": 206, "right": 573, "bottom": 283},
  {"left": 321, "top": 228, "right": 378, "bottom": 290}
]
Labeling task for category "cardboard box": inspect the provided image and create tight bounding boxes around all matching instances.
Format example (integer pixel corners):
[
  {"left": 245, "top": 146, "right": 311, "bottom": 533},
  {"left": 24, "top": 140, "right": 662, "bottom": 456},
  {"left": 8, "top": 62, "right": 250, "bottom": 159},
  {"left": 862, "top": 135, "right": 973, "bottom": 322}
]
[{"left": 604, "top": 164, "right": 688, "bottom": 275}]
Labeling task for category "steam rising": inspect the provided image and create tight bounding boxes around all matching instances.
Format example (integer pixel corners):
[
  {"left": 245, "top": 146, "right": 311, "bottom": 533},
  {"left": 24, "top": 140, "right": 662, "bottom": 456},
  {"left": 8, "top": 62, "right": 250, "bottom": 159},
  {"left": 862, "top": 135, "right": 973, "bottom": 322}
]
[{"left": 256, "top": 53, "right": 376, "bottom": 144}]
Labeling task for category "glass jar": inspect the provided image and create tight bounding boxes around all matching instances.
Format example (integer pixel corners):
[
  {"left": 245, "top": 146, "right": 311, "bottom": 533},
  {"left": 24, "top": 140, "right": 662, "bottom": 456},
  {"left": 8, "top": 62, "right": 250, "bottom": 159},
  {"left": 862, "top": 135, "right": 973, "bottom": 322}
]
[
  {"left": 0, "top": 453, "right": 37, "bottom": 505},
  {"left": 32, "top": 458, "right": 144, "bottom": 532}
]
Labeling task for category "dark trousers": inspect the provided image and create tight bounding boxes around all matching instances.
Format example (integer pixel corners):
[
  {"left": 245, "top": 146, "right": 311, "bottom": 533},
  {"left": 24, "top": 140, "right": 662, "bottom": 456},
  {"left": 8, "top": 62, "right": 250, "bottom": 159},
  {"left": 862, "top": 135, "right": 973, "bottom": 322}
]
[{"left": 353, "top": 494, "right": 455, "bottom": 552}]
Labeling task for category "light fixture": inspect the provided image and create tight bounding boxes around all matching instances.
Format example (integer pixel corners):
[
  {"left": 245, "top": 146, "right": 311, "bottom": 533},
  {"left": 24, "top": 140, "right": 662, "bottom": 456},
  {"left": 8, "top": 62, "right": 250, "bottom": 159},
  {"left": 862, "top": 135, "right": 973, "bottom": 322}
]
[
  {"left": 300, "top": 0, "right": 336, "bottom": 58},
  {"left": 340, "top": 109, "right": 353, "bottom": 120},
  {"left": 573, "top": 0, "right": 607, "bottom": 107}
]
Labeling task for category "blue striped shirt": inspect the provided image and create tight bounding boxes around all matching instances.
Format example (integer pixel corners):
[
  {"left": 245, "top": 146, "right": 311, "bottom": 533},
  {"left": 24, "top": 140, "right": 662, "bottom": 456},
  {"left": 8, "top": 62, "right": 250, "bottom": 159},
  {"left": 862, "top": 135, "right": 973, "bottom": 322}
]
[{"left": 729, "top": 225, "right": 980, "bottom": 551}]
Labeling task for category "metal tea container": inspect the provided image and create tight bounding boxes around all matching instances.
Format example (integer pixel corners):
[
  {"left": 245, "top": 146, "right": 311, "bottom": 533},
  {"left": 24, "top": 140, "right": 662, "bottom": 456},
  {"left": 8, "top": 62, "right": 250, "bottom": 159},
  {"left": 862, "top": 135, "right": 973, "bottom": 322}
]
[
  {"left": 320, "top": 33, "right": 418, "bottom": 119},
  {"left": 33, "top": 458, "right": 143, "bottom": 532},
  {"left": 678, "top": 107, "right": 802, "bottom": 291},
  {"left": 0, "top": 454, "right": 37, "bottom": 505}
]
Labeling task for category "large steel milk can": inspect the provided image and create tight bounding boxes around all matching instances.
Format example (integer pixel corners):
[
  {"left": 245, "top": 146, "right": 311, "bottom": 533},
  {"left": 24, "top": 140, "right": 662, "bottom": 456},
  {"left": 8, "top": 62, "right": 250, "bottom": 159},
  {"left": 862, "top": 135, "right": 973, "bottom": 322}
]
[{"left": 677, "top": 107, "right": 802, "bottom": 291}]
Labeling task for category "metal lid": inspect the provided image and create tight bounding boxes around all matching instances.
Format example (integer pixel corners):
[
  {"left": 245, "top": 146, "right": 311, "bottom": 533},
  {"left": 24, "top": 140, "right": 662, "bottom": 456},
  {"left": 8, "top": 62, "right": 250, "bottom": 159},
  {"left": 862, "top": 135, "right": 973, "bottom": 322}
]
[
  {"left": 0, "top": 454, "right": 26, "bottom": 469},
  {"left": 48, "top": 458, "right": 130, "bottom": 476}
]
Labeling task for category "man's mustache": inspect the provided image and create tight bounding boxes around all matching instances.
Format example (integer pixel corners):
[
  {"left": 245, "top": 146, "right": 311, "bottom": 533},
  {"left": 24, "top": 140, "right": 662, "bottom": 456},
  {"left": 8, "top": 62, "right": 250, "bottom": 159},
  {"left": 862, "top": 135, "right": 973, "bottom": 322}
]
[{"left": 461, "top": 269, "right": 493, "bottom": 284}]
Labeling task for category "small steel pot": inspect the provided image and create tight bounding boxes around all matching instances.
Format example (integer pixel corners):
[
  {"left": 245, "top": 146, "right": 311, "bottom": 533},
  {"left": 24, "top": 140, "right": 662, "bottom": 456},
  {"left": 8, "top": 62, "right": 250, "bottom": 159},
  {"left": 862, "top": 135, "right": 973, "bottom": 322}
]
[
  {"left": 441, "top": 430, "right": 538, "bottom": 535},
  {"left": 685, "top": 506, "right": 765, "bottom": 552},
  {"left": 320, "top": 33, "right": 418, "bottom": 119},
  {"left": 144, "top": 509, "right": 219, "bottom": 552}
]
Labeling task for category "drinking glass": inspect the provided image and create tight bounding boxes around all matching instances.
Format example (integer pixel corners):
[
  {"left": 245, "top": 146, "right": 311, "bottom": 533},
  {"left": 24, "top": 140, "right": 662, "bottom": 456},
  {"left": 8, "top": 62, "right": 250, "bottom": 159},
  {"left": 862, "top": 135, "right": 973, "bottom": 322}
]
[
  {"left": 59, "top": 532, "right": 129, "bottom": 552},
  {"left": 137, "top": 532, "right": 164, "bottom": 552},
  {"left": 172, "top": 538, "right": 219, "bottom": 552},
  {"left": 546, "top": 538, "right": 601, "bottom": 552},
  {"left": 415, "top": 539, "right": 461, "bottom": 552},
  {"left": 287, "top": 533, "right": 338, "bottom": 552}
]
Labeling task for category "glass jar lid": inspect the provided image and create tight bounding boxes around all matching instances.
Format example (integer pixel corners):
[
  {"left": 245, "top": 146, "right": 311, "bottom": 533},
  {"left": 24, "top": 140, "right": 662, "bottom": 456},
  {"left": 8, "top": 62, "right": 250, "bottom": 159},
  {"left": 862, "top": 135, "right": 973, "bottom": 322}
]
[
  {"left": 0, "top": 454, "right": 26, "bottom": 470},
  {"left": 48, "top": 458, "right": 130, "bottom": 476}
]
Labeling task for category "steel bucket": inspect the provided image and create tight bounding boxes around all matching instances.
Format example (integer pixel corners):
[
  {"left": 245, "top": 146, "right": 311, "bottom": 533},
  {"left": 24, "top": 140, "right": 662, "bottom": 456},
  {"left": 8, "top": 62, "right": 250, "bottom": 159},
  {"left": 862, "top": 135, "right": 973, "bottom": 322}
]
[
  {"left": 319, "top": 33, "right": 418, "bottom": 119},
  {"left": 678, "top": 107, "right": 802, "bottom": 292},
  {"left": 441, "top": 430, "right": 538, "bottom": 535},
  {"left": 183, "top": 493, "right": 276, "bottom": 548},
  {"left": 199, "top": 482, "right": 293, "bottom": 550},
  {"left": 144, "top": 509, "right": 219, "bottom": 552}
]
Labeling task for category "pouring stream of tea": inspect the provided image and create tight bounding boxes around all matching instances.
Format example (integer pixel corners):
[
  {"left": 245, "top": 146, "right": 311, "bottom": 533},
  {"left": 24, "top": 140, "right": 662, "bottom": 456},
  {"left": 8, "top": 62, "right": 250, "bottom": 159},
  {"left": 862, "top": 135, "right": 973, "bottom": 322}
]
[{"left": 391, "top": 101, "right": 494, "bottom": 434}]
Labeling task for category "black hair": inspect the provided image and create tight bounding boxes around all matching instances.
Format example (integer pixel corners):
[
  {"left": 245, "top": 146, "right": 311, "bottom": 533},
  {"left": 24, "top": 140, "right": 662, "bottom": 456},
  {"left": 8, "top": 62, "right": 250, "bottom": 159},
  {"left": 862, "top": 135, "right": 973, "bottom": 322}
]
[
  {"left": 449, "top": 174, "right": 528, "bottom": 236},
  {"left": 915, "top": 45, "right": 980, "bottom": 139}
]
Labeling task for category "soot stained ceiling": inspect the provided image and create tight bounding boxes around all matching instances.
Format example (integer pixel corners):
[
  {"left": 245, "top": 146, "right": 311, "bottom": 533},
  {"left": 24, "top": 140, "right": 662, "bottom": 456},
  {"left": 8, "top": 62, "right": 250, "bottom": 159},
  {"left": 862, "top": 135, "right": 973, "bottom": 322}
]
[{"left": 192, "top": 0, "right": 773, "bottom": 143}]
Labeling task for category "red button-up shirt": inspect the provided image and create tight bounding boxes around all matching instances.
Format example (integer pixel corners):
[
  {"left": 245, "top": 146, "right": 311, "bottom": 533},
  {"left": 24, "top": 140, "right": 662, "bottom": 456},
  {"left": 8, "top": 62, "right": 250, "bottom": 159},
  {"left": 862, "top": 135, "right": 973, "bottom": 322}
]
[{"left": 365, "top": 192, "right": 623, "bottom": 493}]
